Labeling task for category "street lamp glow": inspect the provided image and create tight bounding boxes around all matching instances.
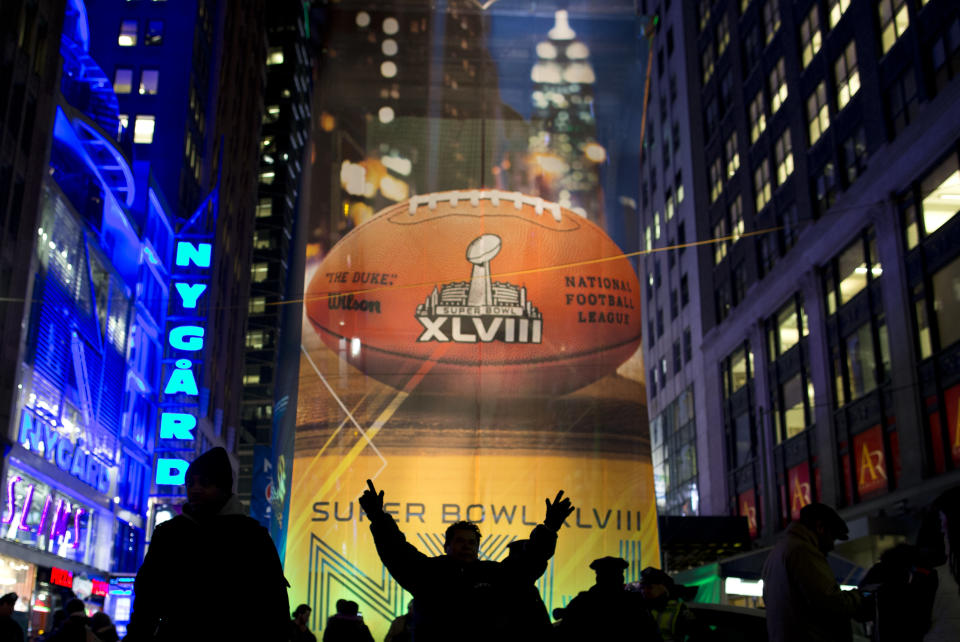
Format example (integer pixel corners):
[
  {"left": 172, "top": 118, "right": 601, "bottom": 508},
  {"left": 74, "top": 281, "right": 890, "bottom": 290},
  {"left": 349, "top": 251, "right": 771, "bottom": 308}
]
[
  {"left": 383, "top": 17, "right": 399, "bottom": 35},
  {"left": 380, "top": 61, "right": 398, "bottom": 78},
  {"left": 378, "top": 106, "right": 395, "bottom": 124},
  {"left": 356, "top": 12, "right": 370, "bottom": 28},
  {"left": 382, "top": 39, "right": 398, "bottom": 56}
]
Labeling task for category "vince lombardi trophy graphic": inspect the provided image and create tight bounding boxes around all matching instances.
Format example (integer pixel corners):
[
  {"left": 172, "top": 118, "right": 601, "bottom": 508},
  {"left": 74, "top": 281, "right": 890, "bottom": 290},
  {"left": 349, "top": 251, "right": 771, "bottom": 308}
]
[{"left": 466, "top": 234, "right": 501, "bottom": 307}]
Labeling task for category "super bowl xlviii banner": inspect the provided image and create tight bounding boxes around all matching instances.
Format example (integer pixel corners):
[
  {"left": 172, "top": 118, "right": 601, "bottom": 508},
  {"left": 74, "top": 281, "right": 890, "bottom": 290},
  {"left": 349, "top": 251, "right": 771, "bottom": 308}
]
[{"left": 287, "top": 3, "right": 655, "bottom": 639}]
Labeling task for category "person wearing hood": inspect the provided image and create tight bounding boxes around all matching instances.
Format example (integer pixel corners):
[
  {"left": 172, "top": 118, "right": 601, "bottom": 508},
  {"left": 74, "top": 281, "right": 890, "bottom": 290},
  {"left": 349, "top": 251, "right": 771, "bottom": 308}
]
[{"left": 123, "top": 447, "right": 290, "bottom": 641}]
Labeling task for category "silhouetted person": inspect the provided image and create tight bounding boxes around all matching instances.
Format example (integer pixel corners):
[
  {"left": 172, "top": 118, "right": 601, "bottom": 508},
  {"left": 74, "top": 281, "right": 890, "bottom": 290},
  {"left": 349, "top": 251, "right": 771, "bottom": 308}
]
[
  {"left": 762, "top": 502, "right": 867, "bottom": 642},
  {"left": 358, "top": 480, "right": 574, "bottom": 642},
  {"left": 859, "top": 543, "right": 938, "bottom": 642},
  {"left": 290, "top": 604, "right": 317, "bottom": 642},
  {"left": 638, "top": 567, "right": 706, "bottom": 642},
  {"left": 557, "top": 556, "right": 661, "bottom": 641},
  {"left": 925, "top": 486, "right": 960, "bottom": 641},
  {"left": 322, "top": 600, "right": 373, "bottom": 642},
  {"left": 46, "top": 599, "right": 94, "bottom": 642},
  {"left": 0, "top": 593, "right": 24, "bottom": 642},
  {"left": 90, "top": 612, "right": 119, "bottom": 642},
  {"left": 383, "top": 600, "right": 413, "bottom": 642},
  {"left": 124, "top": 447, "right": 289, "bottom": 641},
  {"left": 501, "top": 539, "right": 552, "bottom": 640}
]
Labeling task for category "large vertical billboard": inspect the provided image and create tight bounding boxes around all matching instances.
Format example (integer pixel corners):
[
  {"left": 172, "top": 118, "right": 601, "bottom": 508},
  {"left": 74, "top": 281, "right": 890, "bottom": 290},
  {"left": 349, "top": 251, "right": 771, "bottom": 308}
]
[{"left": 288, "top": 2, "right": 656, "bottom": 637}]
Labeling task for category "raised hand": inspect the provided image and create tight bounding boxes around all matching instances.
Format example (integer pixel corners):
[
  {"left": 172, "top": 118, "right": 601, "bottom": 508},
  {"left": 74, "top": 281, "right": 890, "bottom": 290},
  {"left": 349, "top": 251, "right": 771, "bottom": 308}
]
[
  {"left": 544, "top": 490, "right": 574, "bottom": 532},
  {"left": 359, "top": 479, "right": 385, "bottom": 519}
]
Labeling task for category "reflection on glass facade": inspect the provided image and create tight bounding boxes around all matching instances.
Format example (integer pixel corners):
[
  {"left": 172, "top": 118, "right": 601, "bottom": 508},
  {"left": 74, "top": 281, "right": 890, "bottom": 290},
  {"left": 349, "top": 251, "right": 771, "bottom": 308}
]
[{"left": 651, "top": 387, "right": 698, "bottom": 516}]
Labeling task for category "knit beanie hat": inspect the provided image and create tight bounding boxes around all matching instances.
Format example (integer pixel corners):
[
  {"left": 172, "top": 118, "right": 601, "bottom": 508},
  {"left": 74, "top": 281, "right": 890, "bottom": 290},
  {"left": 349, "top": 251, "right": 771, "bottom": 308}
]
[{"left": 185, "top": 447, "right": 233, "bottom": 494}]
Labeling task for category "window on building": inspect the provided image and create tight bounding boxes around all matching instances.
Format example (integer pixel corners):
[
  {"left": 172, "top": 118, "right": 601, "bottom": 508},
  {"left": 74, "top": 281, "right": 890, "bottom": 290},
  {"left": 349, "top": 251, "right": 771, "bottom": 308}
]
[
  {"left": 918, "top": 153, "right": 960, "bottom": 238},
  {"left": 754, "top": 159, "right": 772, "bottom": 212},
  {"left": 835, "top": 40, "right": 860, "bottom": 110},
  {"left": 827, "top": 0, "right": 851, "bottom": 29},
  {"left": 264, "top": 105, "right": 280, "bottom": 124},
  {"left": 657, "top": 307, "right": 664, "bottom": 337},
  {"left": 807, "top": 82, "right": 830, "bottom": 145},
  {"left": 763, "top": 0, "right": 781, "bottom": 44},
  {"left": 139, "top": 69, "right": 159, "bottom": 95},
  {"left": 249, "top": 296, "right": 266, "bottom": 313},
  {"left": 650, "top": 368, "right": 658, "bottom": 397},
  {"left": 259, "top": 170, "right": 275, "bottom": 185},
  {"left": 741, "top": 0, "right": 751, "bottom": 13},
  {"left": 714, "top": 217, "right": 729, "bottom": 265},
  {"left": 702, "top": 42, "right": 716, "bottom": 85},
  {"left": 699, "top": 0, "right": 712, "bottom": 32},
  {"left": 717, "top": 13, "right": 731, "bottom": 56},
  {"left": 253, "top": 230, "right": 274, "bottom": 250},
  {"left": 145, "top": 19, "right": 163, "bottom": 45},
  {"left": 774, "top": 370, "right": 813, "bottom": 443},
  {"left": 726, "top": 132, "right": 740, "bottom": 178},
  {"left": 931, "top": 16, "right": 960, "bottom": 92},
  {"left": 823, "top": 228, "right": 882, "bottom": 315},
  {"left": 843, "top": 320, "right": 890, "bottom": 400},
  {"left": 730, "top": 195, "right": 744, "bottom": 243},
  {"left": 681, "top": 274, "right": 689, "bottom": 307},
  {"left": 886, "top": 68, "right": 918, "bottom": 137},
  {"left": 256, "top": 198, "right": 272, "bottom": 218},
  {"left": 721, "top": 69, "right": 735, "bottom": 112},
  {"left": 743, "top": 25, "right": 762, "bottom": 73},
  {"left": 243, "top": 368, "right": 261, "bottom": 385},
  {"left": 769, "top": 57, "right": 788, "bottom": 114},
  {"left": 655, "top": 259, "right": 662, "bottom": 287},
  {"left": 800, "top": 5, "right": 822, "bottom": 68},
  {"left": 267, "top": 47, "right": 284, "bottom": 65},
  {"left": 665, "top": 189, "right": 675, "bottom": 221},
  {"left": 673, "top": 341, "right": 682, "bottom": 374},
  {"left": 758, "top": 234, "right": 777, "bottom": 276},
  {"left": 931, "top": 255, "right": 960, "bottom": 351},
  {"left": 675, "top": 170, "right": 685, "bottom": 204},
  {"left": 724, "top": 344, "right": 753, "bottom": 397},
  {"left": 841, "top": 127, "right": 869, "bottom": 185},
  {"left": 683, "top": 328, "right": 692, "bottom": 362},
  {"left": 814, "top": 161, "right": 838, "bottom": 216},
  {"left": 775, "top": 129, "right": 794, "bottom": 184},
  {"left": 251, "top": 262, "right": 269, "bottom": 283},
  {"left": 780, "top": 204, "right": 801, "bottom": 251},
  {"left": 246, "top": 330, "right": 265, "bottom": 349},
  {"left": 710, "top": 156, "right": 723, "bottom": 203},
  {"left": 118, "top": 20, "right": 137, "bottom": 46},
  {"left": 113, "top": 68, "right": 133, "bottom": 94},
  {"left": 717, "top": 282, "right": 732, "bottom": 322},
  {"left": 660, "top": 357, "right": 668, "bottom": 385},
  {"left": 117, "top": 113, "right": 128, "bottom": 139},
  {"left": 705, "top": 97, "right": 719, "bottom": 135},
  {"left": 769, "top": 297, "right": 808, "bottom": 359},
  {"left": 133, "top": 115, "right": 155, "bottom": 144},
  {"left": 749, "top": 91, "right": 767, "bottom": 143},
  {"left": 733, "top": 261, "right": 748, "bottom": 304},
  {"left": 670, "top": 289, "right": 679, "bottom": 319},
  {"left": 878, "top": 0, "right": 910, "bottom": 55},
  {"left": 913, "top": 284, "right": 932, "bottom": 359}
]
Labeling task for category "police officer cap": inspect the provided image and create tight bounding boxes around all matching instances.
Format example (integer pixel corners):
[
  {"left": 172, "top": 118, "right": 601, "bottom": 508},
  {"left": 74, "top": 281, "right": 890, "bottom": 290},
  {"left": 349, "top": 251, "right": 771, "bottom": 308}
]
[
  {"left": 589, "top": 556, "right": 629, "bottom": 572},
  {"left": 639, "top": 567, "right": 675, "bottom": 587},
  {"left": 799, "top": 502, "right": 849, "bottom": 540}
]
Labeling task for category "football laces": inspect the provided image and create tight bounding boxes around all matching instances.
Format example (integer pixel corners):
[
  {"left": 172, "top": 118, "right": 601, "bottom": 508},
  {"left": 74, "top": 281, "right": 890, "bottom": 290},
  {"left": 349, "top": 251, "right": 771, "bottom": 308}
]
[{"left": 406, "top": 189, "right": 564, "bottom": 223}]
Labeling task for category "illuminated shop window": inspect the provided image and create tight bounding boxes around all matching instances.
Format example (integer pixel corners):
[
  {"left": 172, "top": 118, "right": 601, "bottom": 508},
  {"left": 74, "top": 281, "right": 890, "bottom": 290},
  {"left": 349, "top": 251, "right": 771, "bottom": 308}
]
[
  {"left": 113, "top": 68, "right": 133, "bottom": 94},
  {"left": 139, "top": 69, "right": 159, "bottom": 95},
  {"left": 800, "top": 5, "right": 822, "bottom": 68},
  {"left": 775, "top": 129, "right": 794, "bottom": 184},
  {"left": 749, "top": 90, "right": 766, "bottom": 143},
  {"left": 118, "top": 20, "right": 137, "bottom": 46},
  {"left": 133, "top": 115, "right": 155, "bottom": 144},
  {"left": 714, "top": 217, "right": 728, "bottom": 265},
  {"left": 754, "top": 159, "right": 772, "bottom": 212},
  {"left": 878, "top": 0, "right": 910, "bottom": 55},
  {"left": 145, "top": 19, "right": 163, "bottom": 45},
  {"left": 710, "top": 156, "right": 723, "bottom": 203},
  {"left": 716, "top": 14, "right": 730, "bottom": 56},
  {"left": 834, "top": 41, "right": 860, "bottom": 110},
  {"left": 769, "top": 58, "right": 788, "bottom": 115},
  {"left": 249, "top": 296, "right": 266, "bottom": 313},
  {"left": 267, "top": 47, "right": 284, "bottom": 65},
  {"left": 828, "top": 0, "right": 851, "bottom": 28},
  {"left": 806, "top": 82, "right": 829, "bottom": 145},
  {"left": 763, "top": 0, "right": 781, "bottom": 44},
  {"left": 726, "top": 132, "right": 739, "bottom": 178}
]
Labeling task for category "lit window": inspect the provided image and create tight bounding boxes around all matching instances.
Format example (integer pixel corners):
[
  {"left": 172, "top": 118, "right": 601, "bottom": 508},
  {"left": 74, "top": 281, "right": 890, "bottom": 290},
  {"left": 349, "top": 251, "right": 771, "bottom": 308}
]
[
  {"left": 919, "top": 154, "right": 960, "bottom": 237},
  {"left": 113, "top": 68, "right": 133, "bottom": 94},
  {"left": 249, "top": 297, "right": 266, "bottom": 313},
  {"left": 654, "top": 211, "right": 661, "bottom": 239},
  {"left": 827, "top": 0, "right": 851, "bottom": 29},
  {"left": 726, "top": 132, "right": 740, "bottom": 178},
  {"left": 267, "top": 47, "right": 284, "bottom": 65},
  {"left": 261, "top": 136, "right": 274, "bottom": 152},
  {"left": 768, "top": 57, "right": 788, "bottom": 115},
  {"left": 665, "top": 189, "right": 675, "bottom": 220},
  {"left": 879, "top": 0, "right": 910, "bottom": 55},
  {"left": 716, "top": 14, "right": 730, "bottom": 56},
  {"left": 117, "top": 114, "right": 128, "bottom": 139},
  {"left": 710, "top": 156, "right": 723, "bottom": 203},
  {"left": 775, "top": 129, "right": 794, "bottom": 184},
  {"left": 263, "top": 105, "right": 280, "bottom": 124},
  {"left": 139, "top": 69, "right": 159, "bottom": 95},
  {"left": 246, "top": 330, "right": 265, "bottom": 349},
  {"left": 754, "top": 159, "right": 772, "bottom": 212},
  {"left": 675, "top": 170, "right": 685, "bottom": 203},
  {"left": 252, "top": 262, "right": 269, "bottom": 282},
  {"left": 799, "top": 6, "right": 821, "bottom": 68},
  {"left": 730, "top": 196, "right": 744, "bottom": 243},
  {"left": 701, "top": 43, "right": 715, "bottom": 85},
  {"left": 698, "top": 0, "right": 712, "bottom": 32},
  {"left": 118, "top": 20, "right": 137, "bottom": 46},
  {"left": 714, "top": 217, "right": 728, "bottom": 265},
  {"left": 749, "top": 91, "right": 766, "bottom": 142},
  {"left": 382, "top": 17, "right": 399, "bottom": 35},
  {"left": 806, "top": 82, "right": 829, "bottom": 145},
  {"left": 259, "top": 171, "right": 275, "bottom": 185},
  {"left": 763, "top": 0, "right": 781, "bottom": 44},
  {"left": 145, "top": 19, "right": 163, "bottom": 45},
  {"left": 243, "top": 371, "right": 261, "bottom": 385},
  {"left": 834, "top": 40, "right": 860, "bottom": 110},
  {"left": 256, "top": 198, "right": 272, "bottom": 218},
  {"left": 253, "top": 231, "right": 274, "bottom": 250},
  {"left": 133, "top": 115, "right": 155, "bottom": 144},
  {"left": 380, "top": 61, "right": 398, "bottom": 78}
]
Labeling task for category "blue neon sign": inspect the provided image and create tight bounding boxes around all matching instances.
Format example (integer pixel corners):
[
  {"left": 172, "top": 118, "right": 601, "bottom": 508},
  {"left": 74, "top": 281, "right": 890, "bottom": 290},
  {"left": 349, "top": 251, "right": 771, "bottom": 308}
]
[
  {"left": 155, "top": 234, "right": 215, "bottom": 487},
  {"left": 17, "top": 409, "right": 111, "bottom": 494}
]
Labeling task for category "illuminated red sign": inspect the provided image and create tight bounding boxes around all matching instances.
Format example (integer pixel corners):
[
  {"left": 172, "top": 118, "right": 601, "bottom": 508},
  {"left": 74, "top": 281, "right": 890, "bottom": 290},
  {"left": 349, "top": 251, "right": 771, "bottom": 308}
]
[
  {"left": 788, "top": 463, "right": 812, "bottom": 522},
  {"left": 91, "top": 579, "right": 108, "bottom": 597},
  {"left": 738, "top": 489, "right": 758, "bottom": 538},
  {"left": 854, "top": 425, "right": 887, "bottom": 497},
  {"left": 50, "top": 567, "right": 73, "bottom": 588}
]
